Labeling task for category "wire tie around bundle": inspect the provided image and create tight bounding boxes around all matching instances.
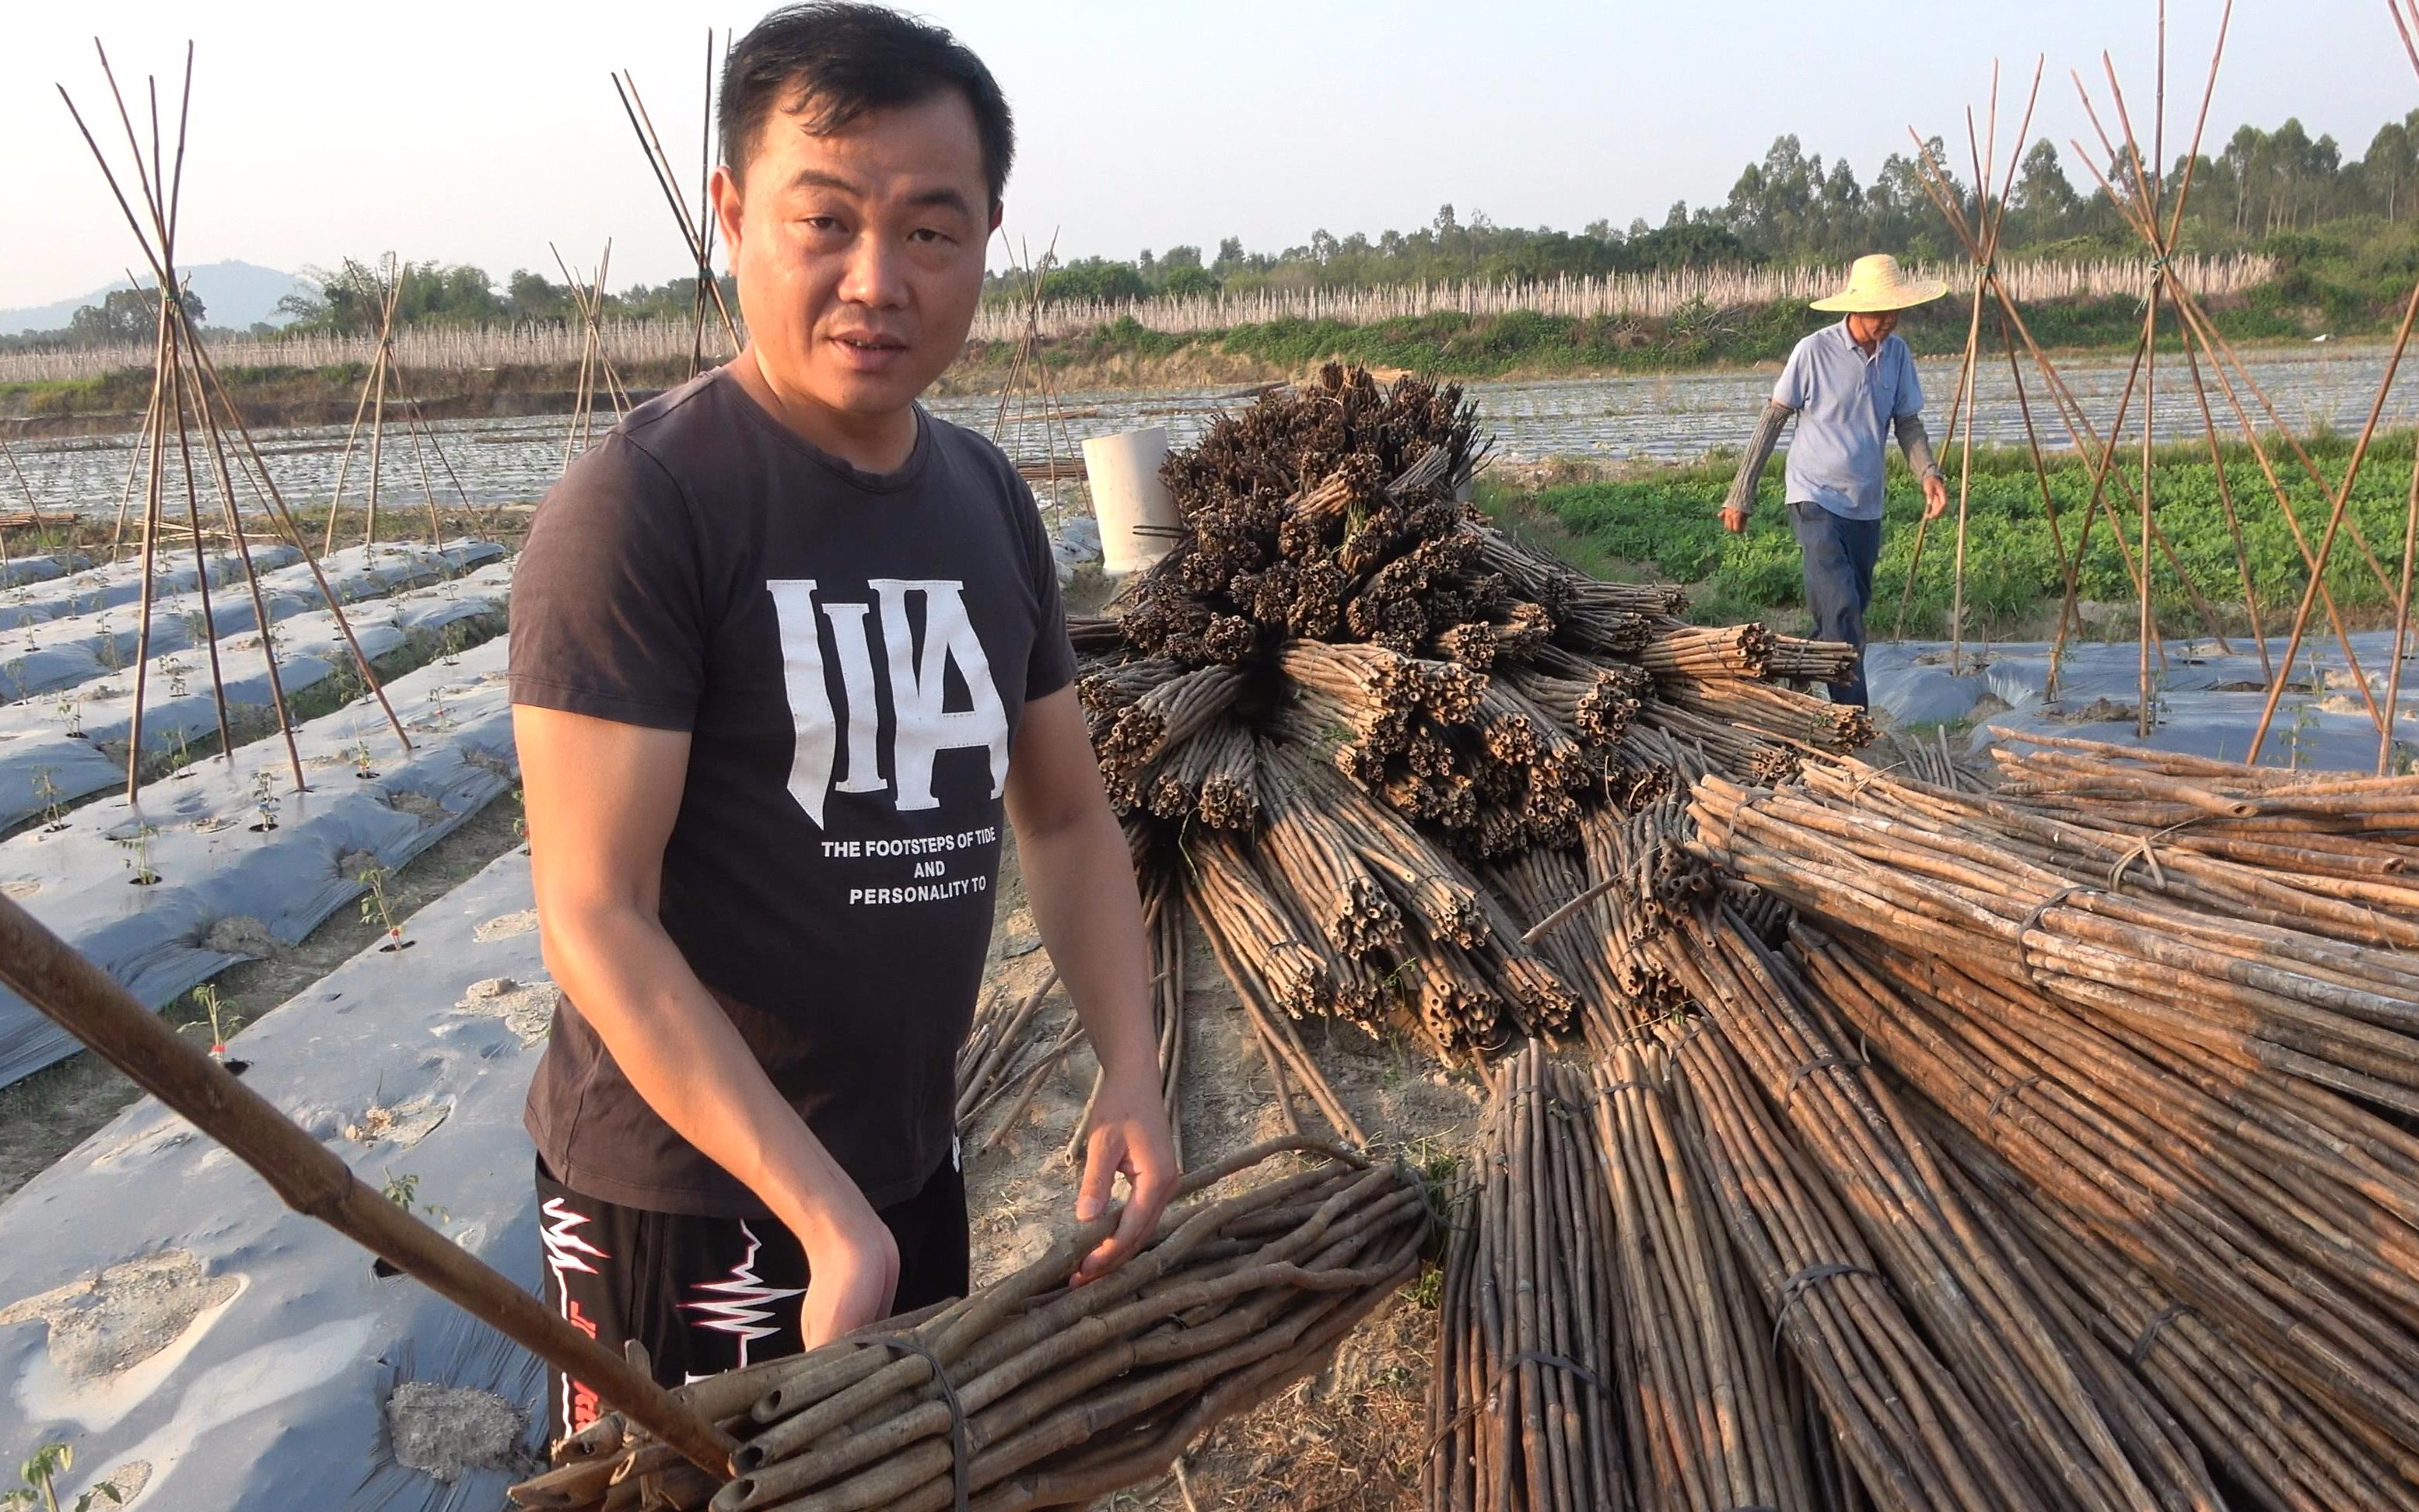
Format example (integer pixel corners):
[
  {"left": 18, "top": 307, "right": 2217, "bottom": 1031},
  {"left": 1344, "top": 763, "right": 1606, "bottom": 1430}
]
[
  {"left": 2129, "top": 1303, "right": 2190, "bottom": 1367},
  {"left": 1987, "top": 1073, "right": 2045, "bottom": 1120},
  {"left": 1784, "top": 1055, "right": 1867, "bottom": 1100},
  {"left": 872, "top": 1333, "right": 970, "bottom": 1512},
  {"left": 1505, "top": 1349, "right": 1607, "bottom": 1393},
  {"left": 2017, "top": 884, "right": 2097, "bottom": 940},
  {"left": 1772, "top": 1262, "right": 1883, "bottom": 1347}
]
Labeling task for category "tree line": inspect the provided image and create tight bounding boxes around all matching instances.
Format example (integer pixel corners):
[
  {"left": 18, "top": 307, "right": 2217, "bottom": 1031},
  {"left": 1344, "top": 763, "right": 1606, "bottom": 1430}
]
[
  {"left": 1017, "top": 112, "right": 2419, "bottom": 309},
  {"left": 10, "top": 107, "right": 2416, "bottom": 352}
]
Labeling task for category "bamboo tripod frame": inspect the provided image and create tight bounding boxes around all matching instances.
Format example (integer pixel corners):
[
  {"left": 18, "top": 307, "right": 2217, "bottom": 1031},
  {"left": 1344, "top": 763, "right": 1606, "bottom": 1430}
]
[
  {"left": 551, "top": 240, "right": 632, "bottom": 474},
  {"left": 989, "top": 232, "right": 1087, "bottom": 483},
  {"left": 58, "top": 40, "right": 412, "bottom": 803},
  {"left": 613, "top": 35, "right": 742, "bottom": 380},
  {"left": 316, "top": 253, "right": 483, "bottom": 556},
  {"left": 1903, "top": 2, "right": 2419, "bottom": 767}
]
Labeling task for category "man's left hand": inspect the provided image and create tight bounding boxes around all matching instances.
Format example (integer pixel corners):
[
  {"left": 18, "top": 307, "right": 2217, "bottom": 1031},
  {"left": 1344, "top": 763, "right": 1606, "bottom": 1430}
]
[
  {"left": 1070, "top": 1065, "right": 1179, "bottom": 1285},
  {"left": 1922, "top": 473, "right": 1949, "bottom": 520}
]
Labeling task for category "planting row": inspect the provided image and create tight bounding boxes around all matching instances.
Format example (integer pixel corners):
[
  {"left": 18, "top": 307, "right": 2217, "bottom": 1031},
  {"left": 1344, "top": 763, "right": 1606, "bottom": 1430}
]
[
  {"left": 2, "top": 543, "right": 302, "bottom": 625},
  {"left": 0, "top": 539, "right": 501, "bottom": 704},
  {"left": 0, "top": 549, "right": 93, "bottom": 590},
  {"left": 0, "top": 631, "right": 518, "bottom": 1087},
  {"left": 0, "top": 562, "right": 513, "bottom": 832},
  {"left": 0, "top": 849, "right": 554, "bottom": 1511}
]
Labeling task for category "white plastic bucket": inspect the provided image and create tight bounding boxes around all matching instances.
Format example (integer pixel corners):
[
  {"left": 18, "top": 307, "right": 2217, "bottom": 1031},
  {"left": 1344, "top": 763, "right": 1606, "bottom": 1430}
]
[{"left": 1082, "top": 426, "right": 1180, "bottom": 576}]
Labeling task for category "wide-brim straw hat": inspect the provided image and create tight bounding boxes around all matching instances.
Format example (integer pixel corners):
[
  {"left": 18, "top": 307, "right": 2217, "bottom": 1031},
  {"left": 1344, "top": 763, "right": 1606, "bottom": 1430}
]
[{"left": 1809, "top": 254, "right": 1949, "bottom": 313}]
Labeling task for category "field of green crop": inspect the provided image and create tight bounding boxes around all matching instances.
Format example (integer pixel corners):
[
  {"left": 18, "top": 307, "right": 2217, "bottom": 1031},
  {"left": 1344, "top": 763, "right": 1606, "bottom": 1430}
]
[{"left": 1493, "top": 432, "right": 2419, "bottom": 640}]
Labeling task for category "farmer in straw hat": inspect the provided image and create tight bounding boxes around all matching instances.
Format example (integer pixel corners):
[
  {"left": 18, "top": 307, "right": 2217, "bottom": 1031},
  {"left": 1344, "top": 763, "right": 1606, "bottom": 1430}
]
[{"left": 1721, "top": 253, "right": 1950, "bottom": 709}]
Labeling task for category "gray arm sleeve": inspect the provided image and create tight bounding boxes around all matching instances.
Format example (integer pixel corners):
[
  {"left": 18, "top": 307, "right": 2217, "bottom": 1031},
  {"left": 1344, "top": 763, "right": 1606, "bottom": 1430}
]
[
  {"left": 1895, "top": 412, "right": 1942, "bottom": 480},
  {"left": 1722, "top": 401, "right": 1795, "bottom": 515}
]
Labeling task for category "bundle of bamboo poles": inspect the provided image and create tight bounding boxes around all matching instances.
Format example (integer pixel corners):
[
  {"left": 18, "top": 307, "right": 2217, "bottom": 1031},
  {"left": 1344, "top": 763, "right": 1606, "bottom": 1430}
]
[
  {"left": 1078, "top": 365, "right": 1864, "bottom": 1070},
  {"left": 1588, "top": 1041, "right": 1818, "bottom": 1512},
  {"left": 1647, "top": 904, "right": 2225, "bottom": 1512},
  {"left": 1427, "top": 1045, "right": 1625, "bottom": 1511},
  {"left": 1987, "top": 732, "right": 2419, "bottom": 898},
  {"left": 1671, "top": 744, "right": 2419, "bottom": 1504},
  {"left": 509, "top": 1139, "right": 1429, "bottom": 1512},
  {"left": 1687, "top": 767, "right": 2419, "bottom": 1113},
  {"left": 1793, "top": 926, "right": 2419, "bottom": 1510}
]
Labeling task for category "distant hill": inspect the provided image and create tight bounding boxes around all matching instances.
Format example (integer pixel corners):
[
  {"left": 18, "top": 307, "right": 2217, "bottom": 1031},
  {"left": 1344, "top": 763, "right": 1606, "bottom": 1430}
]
[{"left": 0, "top": 261, "right": 311, "bottom": 337}]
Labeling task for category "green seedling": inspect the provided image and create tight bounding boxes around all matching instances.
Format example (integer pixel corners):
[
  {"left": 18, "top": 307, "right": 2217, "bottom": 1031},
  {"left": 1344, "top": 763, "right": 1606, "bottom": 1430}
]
[
  {"left": 54, "top": 695, "right": 82, "bottom": 740},
  {"left": 425, "top": 687, "right": 453, "bottom": 732},
  {"left": 248, "top": 770, "right": 281, "bottom": 832},
  {"left": 182, "top": 609, "right": 209, "bottom": 646},
  {"left": 161, "top": 656, "right": 189, "bottom": 699},
  {"left": 191, "top": 983, "right": 232, "bottom": 1059},
  {"left": 353, "top": 733, "right": 379, "bottom": 779},
  {"left": 359, "top": 865, "right": 409, "bottom": 950},
  {"left": 2, "top": 1442, "right": 123, "bottom": 1512},
  {"left": 30, "top": 768, "right": 67, "bottom": 832},
  {"left": 380, "top": 1170, "right": 450, "bottom": 1225},
  {"left": 111, "top": 824, "right": 159, "bottom": 887},
  {"left": 2287, "top": 698, "right": 2321, "bottom": 771}
]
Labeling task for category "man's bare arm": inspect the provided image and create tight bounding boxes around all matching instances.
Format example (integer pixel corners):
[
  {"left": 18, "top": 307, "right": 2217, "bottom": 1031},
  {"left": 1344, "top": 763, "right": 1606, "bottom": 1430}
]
[
  {"left": 514, "top": 703, "right": 899, "bottom": 1345},
  {"left": 1003, "top": 686, "right": 1176, "bottom": 1283}
]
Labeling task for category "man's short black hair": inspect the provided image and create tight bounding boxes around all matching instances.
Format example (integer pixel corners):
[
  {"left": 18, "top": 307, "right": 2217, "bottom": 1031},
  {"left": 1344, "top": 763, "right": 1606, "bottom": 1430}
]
[{"left": 720, "top": 4, "right": 1014, "bottom": 207}]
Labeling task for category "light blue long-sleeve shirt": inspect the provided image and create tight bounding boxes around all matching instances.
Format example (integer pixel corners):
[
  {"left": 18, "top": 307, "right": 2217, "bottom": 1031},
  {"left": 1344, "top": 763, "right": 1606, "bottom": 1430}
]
[{"left": 1772, "top": 321, "right": 1924, "bottom": 522}]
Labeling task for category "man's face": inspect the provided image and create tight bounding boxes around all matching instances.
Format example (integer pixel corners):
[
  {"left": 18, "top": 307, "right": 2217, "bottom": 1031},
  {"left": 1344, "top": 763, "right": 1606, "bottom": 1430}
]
[
  {"left": 713, "top": 90, "right": 997, "bottom": 420},
  {"left": 1847, "top": 309, "right": 1899, "bottom": 346}
]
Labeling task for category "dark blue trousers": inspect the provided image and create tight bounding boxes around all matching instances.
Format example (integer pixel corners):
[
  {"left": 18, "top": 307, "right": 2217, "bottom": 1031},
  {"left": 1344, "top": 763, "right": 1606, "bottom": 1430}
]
[{"left": 1788, "top": 500, "right": 1882, "bottom": 708}]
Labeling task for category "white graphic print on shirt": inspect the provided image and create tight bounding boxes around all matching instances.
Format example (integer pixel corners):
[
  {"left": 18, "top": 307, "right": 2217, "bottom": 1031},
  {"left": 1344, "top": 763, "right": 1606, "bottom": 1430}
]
[{"left": 767, "top": 578, "right": 1011, "bottom": 828}]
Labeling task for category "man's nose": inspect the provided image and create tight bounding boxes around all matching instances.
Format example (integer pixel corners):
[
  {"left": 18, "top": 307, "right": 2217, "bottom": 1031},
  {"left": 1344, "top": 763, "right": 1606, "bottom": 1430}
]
[{"left": 837, "top": 232, "right": 908, "bottom": 308}]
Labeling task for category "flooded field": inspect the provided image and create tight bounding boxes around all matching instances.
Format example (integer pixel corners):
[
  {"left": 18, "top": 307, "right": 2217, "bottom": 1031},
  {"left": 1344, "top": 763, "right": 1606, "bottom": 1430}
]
[{"left": 11, "top": 342, "right": 2419, "bottom": 516}]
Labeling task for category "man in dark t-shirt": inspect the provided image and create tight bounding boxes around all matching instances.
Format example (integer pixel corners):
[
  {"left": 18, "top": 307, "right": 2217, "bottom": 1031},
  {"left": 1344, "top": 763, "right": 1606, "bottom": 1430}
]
[{"left": 508, "top": 3, "right": 1174, "bottom": 1445}]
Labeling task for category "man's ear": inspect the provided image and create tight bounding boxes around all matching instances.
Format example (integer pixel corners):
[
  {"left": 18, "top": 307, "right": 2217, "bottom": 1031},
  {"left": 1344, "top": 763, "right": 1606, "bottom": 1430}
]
[
  {"left": 711, "top": 164, "right": 745, "bottom": 259},
  {"left": 989, "top": 201, "right": 1005, "bottom": 235}
]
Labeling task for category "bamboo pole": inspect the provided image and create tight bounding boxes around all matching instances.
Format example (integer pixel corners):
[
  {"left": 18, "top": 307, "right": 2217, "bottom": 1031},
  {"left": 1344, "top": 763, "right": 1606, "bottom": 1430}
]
[
  {"left": 614, "top": 70, "right": 742, "bottom": 358},
  {"left": 0, "top": 890, "right": 739, "bottom": 1478},
  {"left": 1946, "top": 69, "right": 2003, "bottom": 675},
  {"left": 2242, "top": 265, "right": 2419, "bottom": 760}
]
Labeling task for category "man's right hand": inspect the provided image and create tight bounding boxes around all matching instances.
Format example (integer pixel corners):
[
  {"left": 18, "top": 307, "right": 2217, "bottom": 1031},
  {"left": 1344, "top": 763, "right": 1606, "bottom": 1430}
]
[
  {"left": 1720, "top": 506, "right": 1750, "bottom": 534},
  {"left": 793, "top": 1192, "right": 901, "bottom": 1349}
]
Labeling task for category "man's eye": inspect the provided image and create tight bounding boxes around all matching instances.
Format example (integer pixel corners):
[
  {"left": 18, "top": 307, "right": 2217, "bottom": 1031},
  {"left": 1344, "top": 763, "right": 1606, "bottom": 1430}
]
[
  {"left": 910, "top": 228, "right": 951, "bottom": 245},
  {"left": 802, "top": 215, "right": 842, "bottom": 232}
]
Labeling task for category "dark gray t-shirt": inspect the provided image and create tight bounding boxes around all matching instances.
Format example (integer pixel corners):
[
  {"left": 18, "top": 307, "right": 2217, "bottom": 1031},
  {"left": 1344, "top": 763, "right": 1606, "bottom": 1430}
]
[{"left": 509, "top": 368, "right": 1074, "bottom": 1216}]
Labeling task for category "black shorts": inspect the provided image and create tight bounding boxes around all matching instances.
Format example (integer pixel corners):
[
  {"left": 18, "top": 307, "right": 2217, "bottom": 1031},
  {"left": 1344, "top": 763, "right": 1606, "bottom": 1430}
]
[{"left": 534, "top": 1149, "right": 969, "bottom": 1444}]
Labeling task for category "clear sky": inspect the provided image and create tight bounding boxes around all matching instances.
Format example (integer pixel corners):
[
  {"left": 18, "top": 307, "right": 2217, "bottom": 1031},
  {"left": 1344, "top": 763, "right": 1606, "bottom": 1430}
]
[{"left": 2, "top": 0, "right": 2413, "bottom": 309}]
